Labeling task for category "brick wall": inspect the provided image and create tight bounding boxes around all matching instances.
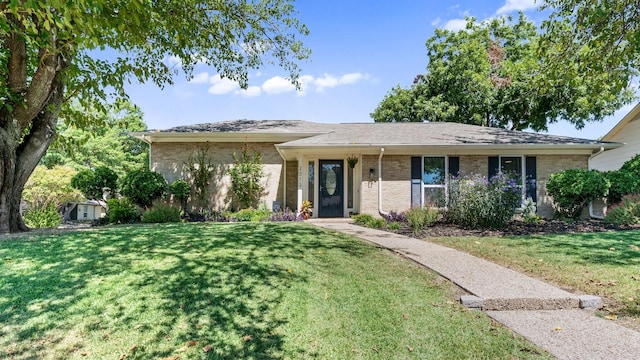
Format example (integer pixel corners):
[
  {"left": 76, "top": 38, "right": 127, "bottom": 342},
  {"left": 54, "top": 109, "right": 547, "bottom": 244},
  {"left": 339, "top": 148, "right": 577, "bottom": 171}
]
[
  {"left": 536, "top": 154, "right": 589, "bottom": 218},
  {"left": 358, "top": 153, "right": 589, "bottom": 219},
  {"left": 150, "top": 142, "right": 284, "bottom": 211},
  {"left": 360, "top": 155, "right": 412, "bottom": 215}
]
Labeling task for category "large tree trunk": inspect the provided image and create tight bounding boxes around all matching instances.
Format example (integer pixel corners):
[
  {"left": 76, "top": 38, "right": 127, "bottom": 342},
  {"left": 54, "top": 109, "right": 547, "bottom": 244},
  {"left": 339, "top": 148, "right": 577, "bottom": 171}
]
[{"left": 0, "top": 78, "right": 65, "bottom": 234}]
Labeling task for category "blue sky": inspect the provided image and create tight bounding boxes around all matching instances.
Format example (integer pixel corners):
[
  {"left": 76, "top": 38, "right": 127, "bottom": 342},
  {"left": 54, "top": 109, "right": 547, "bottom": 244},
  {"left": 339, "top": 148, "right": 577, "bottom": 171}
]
[{"left": 125, "top": 0, "right": 635, "bottom": 140}]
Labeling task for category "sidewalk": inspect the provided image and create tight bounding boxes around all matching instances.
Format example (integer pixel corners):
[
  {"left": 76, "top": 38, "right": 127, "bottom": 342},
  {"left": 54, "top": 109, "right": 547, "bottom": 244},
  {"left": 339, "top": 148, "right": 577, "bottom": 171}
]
[{"left": 310, "top": 219, "right": 640, "bottom": 360}]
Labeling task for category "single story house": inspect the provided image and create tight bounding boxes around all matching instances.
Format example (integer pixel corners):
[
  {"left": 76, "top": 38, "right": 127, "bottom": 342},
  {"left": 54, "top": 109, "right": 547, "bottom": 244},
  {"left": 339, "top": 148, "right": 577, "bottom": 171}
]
[
  {"left": 132, "top": 120, "right": 620, "bottom": 219},
  {"left": 590, "top": 102, "right": 640, "bottom": 171}
]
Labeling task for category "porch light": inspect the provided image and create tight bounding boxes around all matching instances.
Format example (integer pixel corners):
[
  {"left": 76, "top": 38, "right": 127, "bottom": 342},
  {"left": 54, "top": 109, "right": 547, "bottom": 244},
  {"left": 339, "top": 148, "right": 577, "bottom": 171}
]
[{"left": 369, "top": 168, "right": 375, "bottom": 181}]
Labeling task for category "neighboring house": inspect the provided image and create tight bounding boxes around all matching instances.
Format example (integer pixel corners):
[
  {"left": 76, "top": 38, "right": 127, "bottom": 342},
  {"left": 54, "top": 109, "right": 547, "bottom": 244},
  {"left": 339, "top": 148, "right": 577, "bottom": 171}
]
[
  {"left": 61, "top": 201, "right": 107, "bottom": 221},
  {"left": 132, "top": 120, "right": 620, "bottom": 219},
  {"left": 590, "top": 102, "right": 640, "bottom": 171}
]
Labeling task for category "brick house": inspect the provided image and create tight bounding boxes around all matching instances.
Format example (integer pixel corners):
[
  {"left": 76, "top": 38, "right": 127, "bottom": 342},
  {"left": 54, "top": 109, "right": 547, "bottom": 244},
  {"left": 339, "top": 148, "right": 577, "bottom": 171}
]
[{"left": 132, "top": 120, "right": 620, "bottom": 218}]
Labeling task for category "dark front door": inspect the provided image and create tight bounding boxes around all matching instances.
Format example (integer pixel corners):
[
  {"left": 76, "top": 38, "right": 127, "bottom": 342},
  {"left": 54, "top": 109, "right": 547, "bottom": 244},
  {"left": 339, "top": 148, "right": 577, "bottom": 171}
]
[{"left": 319, "top": 160, "right": 344, "bottom": 218}]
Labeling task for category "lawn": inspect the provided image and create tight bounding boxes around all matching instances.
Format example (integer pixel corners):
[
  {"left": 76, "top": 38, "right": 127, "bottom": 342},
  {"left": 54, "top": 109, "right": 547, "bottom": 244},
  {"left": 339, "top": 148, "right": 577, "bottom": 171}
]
[
  {"left": 426, "top": 230, "right": 640, "bottom": 329},
  {"left": 0, "top": 222, "right": 550, "bottom": 359}
]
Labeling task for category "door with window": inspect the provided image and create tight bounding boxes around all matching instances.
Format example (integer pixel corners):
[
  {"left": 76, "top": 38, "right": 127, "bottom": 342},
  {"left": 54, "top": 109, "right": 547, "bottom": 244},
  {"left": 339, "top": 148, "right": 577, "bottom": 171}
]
[{"left": 318, "top": 160, "right": 344, "bottom": 217}]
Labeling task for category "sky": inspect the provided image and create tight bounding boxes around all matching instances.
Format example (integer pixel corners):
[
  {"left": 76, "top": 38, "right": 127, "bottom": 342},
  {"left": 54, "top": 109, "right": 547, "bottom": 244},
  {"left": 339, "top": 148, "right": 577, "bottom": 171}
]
[{"left": 124, "top": 0, "right": 636, "bottom": 140}]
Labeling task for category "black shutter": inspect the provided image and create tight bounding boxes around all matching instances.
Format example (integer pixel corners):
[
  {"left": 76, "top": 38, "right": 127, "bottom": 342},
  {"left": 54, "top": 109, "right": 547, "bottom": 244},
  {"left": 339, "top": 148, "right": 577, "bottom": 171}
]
[
  {"left": 448, "top": 157, "right": 460, "bottom": 177},
  {"left": 526, "top": 156, "right": 537, "bottom": 202},
  {"left": 411, "top": 157, "right": 422, "bottom": 207},
  {"left": 488, "top": 156, "right": 499, "bottom": 179}
]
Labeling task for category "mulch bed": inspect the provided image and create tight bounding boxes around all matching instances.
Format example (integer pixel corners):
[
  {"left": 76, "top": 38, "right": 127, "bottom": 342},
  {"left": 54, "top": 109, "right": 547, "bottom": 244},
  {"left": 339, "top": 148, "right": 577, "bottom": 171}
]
[{"left": 387, "top": 219, "right": 640, "bottom": 238}]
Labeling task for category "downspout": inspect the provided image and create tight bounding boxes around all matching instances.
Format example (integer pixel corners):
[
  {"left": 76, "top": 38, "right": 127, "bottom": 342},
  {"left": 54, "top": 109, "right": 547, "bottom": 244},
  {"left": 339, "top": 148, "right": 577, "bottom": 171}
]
[
  {"left": 378, "top": 148, "right": 389, "bottom": 217},
  {"left": 588, "top": 146, "right": 606, "bottom": 219}
]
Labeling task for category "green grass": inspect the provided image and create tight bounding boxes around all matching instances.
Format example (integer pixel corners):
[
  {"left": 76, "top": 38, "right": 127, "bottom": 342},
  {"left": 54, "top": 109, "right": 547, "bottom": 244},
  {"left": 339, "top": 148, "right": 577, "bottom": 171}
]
[
  {"left": 0, "top": 223, "right": 550, "bottom": 359},
  {"left": 426, "top": 230, "right": 640, "bottom": 325}
]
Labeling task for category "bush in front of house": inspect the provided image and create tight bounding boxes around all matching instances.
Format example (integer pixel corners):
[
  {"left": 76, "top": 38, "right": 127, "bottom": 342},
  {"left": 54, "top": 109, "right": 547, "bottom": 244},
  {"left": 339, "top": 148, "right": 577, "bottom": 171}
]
[
  {"left": 382, "top": 210, "right": 407, "bottom": 223},
  {"left": 141, "top": 203, "right": 182, "bottom": 223},
  {"left": 169, "top": 179, "right": 191, "bottom": 210},
  {"left": 546, "top": 169, "right": 609, "bottom": 220},
  {"left": 107, "top": 198, "right": 140, "bottom": 224},
  {"left": 229, "top": 146, "right": 266, "bottom": 210},
  {"left": 405, "top": 207, "right": 439, "bottom": 234},
  {"left": 443, "top": 172, "right": 520, "bottom": 229},
  {"left": 604, "top": 170, "right": 640, "bottom": 205},
  {"left": 120, "top": 169, "right": 168, "bottom": 208},
  {"left": 23, "top": 204, "right": 62, "bottom": 229},
  {"left": 231, "top": 206, "right": 272, "bottom": 222},
  {"left": 604, "top": 194, "right": 640, "bottom": 225},
  {"left": 351, "top": 213, "right": 386, "bottom": 229},
  {"left": 269, "top": 208, "right": 300, "bottom": 222}
]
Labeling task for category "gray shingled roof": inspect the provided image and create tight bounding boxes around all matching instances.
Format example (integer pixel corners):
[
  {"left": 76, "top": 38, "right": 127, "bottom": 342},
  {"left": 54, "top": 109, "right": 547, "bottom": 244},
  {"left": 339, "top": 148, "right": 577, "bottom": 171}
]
[
  {"left": 160, "top": 119, "right": 334, "bottom": 134},
  {"left": 277, "top": 122, "right": 614, "bottom": 147}
]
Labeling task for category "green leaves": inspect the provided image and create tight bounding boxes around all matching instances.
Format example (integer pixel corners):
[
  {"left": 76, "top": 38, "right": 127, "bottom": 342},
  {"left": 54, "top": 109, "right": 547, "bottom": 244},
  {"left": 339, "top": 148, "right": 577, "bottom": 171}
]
[{"left": 372, "top": 11, "right": 634, "bottom": 132}]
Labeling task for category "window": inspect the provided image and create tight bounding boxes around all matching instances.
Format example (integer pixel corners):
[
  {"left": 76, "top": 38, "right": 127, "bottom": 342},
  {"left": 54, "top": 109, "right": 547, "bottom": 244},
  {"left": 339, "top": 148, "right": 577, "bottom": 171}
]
[
  {"left": 423, "top": 157, "right": 446, "bottom": 207},
  {"left": 411, "top": 156, "right": 458, "bottom": 208},
  {"left": 488, "top": 156, "right": 537, "bottom": 202},
  {"left": 308, "top": 161, "right": 314, "bottom": 204}
]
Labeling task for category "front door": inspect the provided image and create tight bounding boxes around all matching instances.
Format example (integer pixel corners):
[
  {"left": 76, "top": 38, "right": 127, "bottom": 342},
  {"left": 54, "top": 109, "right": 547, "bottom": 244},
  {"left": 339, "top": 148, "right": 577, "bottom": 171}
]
[{"left": 319, "top": 160, "right": 344, "bottom": 218}]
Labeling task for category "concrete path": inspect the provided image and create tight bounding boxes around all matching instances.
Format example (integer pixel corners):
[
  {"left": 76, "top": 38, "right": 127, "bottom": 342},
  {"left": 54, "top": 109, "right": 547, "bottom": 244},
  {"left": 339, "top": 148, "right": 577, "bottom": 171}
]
[{"left": 310, "top": 219, "right": 640, "bottom": 360}]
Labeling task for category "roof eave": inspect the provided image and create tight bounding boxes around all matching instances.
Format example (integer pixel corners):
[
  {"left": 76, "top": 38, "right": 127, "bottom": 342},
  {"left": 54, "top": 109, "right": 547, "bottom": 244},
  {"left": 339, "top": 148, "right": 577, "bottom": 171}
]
[{"left": 129, "top": 131, "right": 327, "bottom": 144}]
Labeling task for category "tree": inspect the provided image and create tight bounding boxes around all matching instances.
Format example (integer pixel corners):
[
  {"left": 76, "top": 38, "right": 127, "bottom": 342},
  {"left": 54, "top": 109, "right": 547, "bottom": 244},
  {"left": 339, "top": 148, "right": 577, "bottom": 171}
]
[
  {"left": 121, "top": 169, "right": 167, "bottom": 208},
  {"left": 541, "top": 0, "right": 640, "bottom": 101},
  {"left": 371, "top": 14, "right": 633, "bottom": 131},
  {"left": 229, "top": 146, "right": 266, "bottom": 210},
  {"left": 0, "top": 1, "right": 310, "bottom": 233},
  {"left": 70, "top": 166, "right": 118, "bottom": 200},
  {"left": 43, "top": 100, "right": 150, "bottom": 180}
]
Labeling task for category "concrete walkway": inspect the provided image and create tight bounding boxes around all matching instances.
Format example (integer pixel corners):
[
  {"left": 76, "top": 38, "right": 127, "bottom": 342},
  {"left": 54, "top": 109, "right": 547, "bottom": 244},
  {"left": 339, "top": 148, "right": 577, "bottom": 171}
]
[{"left": 310, "top": 219, "right": 640, "bottom": 360}]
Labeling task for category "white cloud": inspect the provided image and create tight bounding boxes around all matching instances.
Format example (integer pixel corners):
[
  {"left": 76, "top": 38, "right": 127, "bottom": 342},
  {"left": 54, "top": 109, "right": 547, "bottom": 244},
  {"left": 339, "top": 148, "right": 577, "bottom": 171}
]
[
  {"left": 208, "top": 74, "right": 240, "bottom": 95},
  {"left": 443, "top": 18, "right": 469, "bottom": 31},
  {"left": 313, "top": 73, "right": 371, "bottom": 92},
  {"left": 495, "top": 0, "right": 538, "bottom": 15},
  {"left": 189, "top": 72, "right": 210, "bottom": 84},
  {"left": 430, "top": 17, "right": 441, "bottom": 27},
  {"left": 236, "top": 86, "right": 262, "bottom": 97},
  {"left": 262, "top": 76, "right": 297, "bottom": 94}
]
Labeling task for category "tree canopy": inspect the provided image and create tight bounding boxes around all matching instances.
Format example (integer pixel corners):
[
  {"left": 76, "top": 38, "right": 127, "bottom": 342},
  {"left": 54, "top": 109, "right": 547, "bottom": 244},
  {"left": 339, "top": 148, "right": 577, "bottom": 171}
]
[
  {"left": 0, "top": 0, "right": 309, "bottom": 232},
  {"left": 542, "top": 0, "right": 640, "bottom": 100},
  {"left": 371, "top": 13, "right": 634, "bottom": 131},
  {"left": 43, "top": 100, "right": 149, "bottom": 179}
]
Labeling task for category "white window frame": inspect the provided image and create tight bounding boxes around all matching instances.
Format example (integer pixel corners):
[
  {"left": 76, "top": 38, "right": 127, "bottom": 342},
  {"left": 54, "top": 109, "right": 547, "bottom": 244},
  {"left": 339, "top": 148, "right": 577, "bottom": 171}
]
[
  {"left": 421, "top": 155, "right": 448, "bottom": 209},
  {"left": 496, "top": 155, "right": 526, "bottom": 202}
]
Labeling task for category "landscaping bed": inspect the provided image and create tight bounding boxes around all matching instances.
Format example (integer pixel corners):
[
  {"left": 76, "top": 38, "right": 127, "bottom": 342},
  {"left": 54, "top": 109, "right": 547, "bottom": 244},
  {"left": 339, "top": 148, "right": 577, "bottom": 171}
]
[{"left": 385, "top": 219, "right": 640, "bottom": 238}]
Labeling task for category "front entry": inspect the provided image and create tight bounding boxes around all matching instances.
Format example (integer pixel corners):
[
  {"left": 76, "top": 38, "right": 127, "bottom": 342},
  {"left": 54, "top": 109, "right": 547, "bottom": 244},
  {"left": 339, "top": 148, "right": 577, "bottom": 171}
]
[{"left": 318, "top": 160, "right": 344, "bottom": 217}]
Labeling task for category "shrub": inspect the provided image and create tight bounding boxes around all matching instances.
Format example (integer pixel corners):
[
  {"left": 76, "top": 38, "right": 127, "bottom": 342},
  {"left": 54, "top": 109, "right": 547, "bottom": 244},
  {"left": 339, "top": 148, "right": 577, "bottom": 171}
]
[
  {"left": 121, "top": 169, "right": 168, "bottom": 208},
  {"left": 386, "top": 222, "right": 401, "bottom": 230},
  {"left": 520, "top": 197, "right": 542, "bottom": 224},
  {"left": 23, "top": 204, "right": 61, "bottom": 228},
  {"left": 546, "top": 169, "right": 609, "bottom": 219},
  {"left": 605, "top": 170, "right": 640, "bottom": 205},
  {"left": 141, "top": 203, "right": 182, "bottom": 223},
  {"left": 71, "top": 166, "right": 118, "bottom": 200},
  {"left": 270, "top": 208, "right": 299, "bottom": 222},
  {"left": 184, "top": 148, "right": 216, "bottom": 201},
  {"left": 107, "top": 198, "right": 140, "bottom": 224},
  {"left": 405, "top": 207, "right": 439, "bottom": 234},
  {"left": 352, "top": 213, "right": 375, "bottom": 226},
  {"left": 443, "top": 172, "right": 521, "bottom": 229},
  {"left": 232, "top": 207, "right": 271, "bottom": 222},
  {"left": 229, "top": 146, "right": 266, "bottom": 210},
  {"left": 382, "top": 210, "right": 407, "bottom": 223},
  {"left": 169, "top": 179, "right": 191, "bottom": 210},
  {"left": 185, "top": 210, "right": 228, "bottom": 222},
  {"left": 368, "top": 218, "right": 386, "bottom": 229},
  {"left": 604, "top": 194, "right": 640, "bottom": 225}
]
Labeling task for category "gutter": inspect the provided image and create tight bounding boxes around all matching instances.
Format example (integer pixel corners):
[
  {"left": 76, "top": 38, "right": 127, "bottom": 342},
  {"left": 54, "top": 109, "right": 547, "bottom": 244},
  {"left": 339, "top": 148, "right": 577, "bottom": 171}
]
[
  {"left": 588, "top": 146, "right": 606, "bottom": 219},
  {"left": 378, "top": 148, "right": 389, "bottom": 217}
]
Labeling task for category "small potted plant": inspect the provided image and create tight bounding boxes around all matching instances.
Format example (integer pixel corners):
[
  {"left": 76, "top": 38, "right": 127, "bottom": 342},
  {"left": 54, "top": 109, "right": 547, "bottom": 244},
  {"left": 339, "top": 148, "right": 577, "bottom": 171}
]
[
  {"left": 300, "top": 200, "right": 312, "bottom": 220},
  {"left": 347, "top": 156, "right": 358, "bottom": 168}
]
